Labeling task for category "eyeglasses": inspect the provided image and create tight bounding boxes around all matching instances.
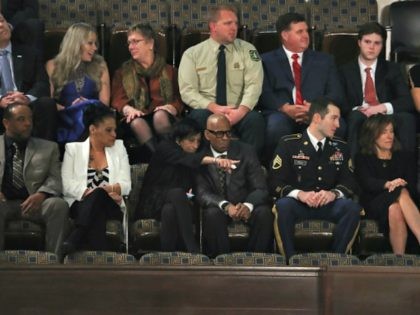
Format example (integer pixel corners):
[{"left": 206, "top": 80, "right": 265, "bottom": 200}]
[
  {"left": 206, "top": 129, "right": 232, "bottom": 138},
  {"left": 127, "top": 39, "right": 145, "bottom": 46}
]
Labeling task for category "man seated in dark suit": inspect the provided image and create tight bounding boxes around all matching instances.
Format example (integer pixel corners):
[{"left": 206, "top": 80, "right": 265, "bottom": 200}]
[
  {"left": 0, "top": 12, "right": 55, "bottom": 140},
  {"left": 339, "top": 22, "right": 416, "bottom": 159},
  {"left": 268, "top": 97, "right": 361, "bottom": 260},
  {"left": 258, "top": 12, "right": 345, "bottom": 163},
  {"left": 196, "top": 114, "right": 273, "bottom": 258},
  {"left": 0, "top": 103, "right": 69, "bottom": 256}
]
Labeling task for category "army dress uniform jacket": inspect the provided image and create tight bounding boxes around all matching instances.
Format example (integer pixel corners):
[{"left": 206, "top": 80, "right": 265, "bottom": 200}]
[{"left": 268, "top": 130, "right": 357, "bottom": 199}]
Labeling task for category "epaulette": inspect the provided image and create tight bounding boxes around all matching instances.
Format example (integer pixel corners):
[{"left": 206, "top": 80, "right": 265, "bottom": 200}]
[
  {"left": 331, "top": 136, "right": 347, "bottom": 144},
  {"left": 282, "top": 133, "right": 302, "bottom": 141}
]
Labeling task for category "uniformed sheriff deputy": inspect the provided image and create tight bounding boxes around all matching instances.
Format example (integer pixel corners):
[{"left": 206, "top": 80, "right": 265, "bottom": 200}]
[
  {"left": 178, "top": 4, "right": 265, "bottom": 156},
  {"left": 268, "top": 97, "right": 361, "bottom": 260}
]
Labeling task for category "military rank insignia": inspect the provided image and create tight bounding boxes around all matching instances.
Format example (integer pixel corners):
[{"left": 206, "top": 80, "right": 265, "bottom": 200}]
[
  {"left": 272, "top": 154, "right": 282, "bottom": 169},
  {"left": 249, "top": 50, "right": 261, "bottom": 61},
  {"left": 348, "top": 158, "right": 354, "bottom": 172}
]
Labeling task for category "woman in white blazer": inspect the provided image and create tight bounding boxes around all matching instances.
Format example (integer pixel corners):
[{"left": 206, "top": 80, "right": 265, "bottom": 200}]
[{"left": 61, "top": 104, "right": 131, "bottom": 254}]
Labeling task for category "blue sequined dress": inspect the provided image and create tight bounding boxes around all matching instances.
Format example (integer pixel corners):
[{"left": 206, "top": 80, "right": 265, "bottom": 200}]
[{"left": 57, "top": 75, "right": 100, "bottom": 143}]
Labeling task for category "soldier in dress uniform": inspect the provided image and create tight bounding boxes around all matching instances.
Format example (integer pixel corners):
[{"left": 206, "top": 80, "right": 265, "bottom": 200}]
[{"left": 268, "top": 97, "right": 361, "bottom": 260}]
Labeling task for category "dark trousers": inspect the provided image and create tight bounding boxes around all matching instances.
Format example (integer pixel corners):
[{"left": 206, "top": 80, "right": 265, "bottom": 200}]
[
  {"left": 202, "top": 204, "right": 273, "bottom": 258},
  {"left": 263, "top": 110, "right": 347, "bottom": 165},
  {"left": 69, "top": 188, "right": 122, "bottom": 250},
  {"left": 188, "top": 109, "right": 265, "bottom": 157},
  {"left": 160, "top": 188, "right": 199, "bottom": 253},
  {"left": 347, "top": 111, "right": 417, "bottom": 160},
  {"left": 275, "top": 197, "right": 361, "bottom": 259}
]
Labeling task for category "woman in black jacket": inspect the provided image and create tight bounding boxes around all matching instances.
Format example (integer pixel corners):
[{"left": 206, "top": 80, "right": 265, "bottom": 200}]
[{"left": 135, "top": 118, "right": 237, "bottom": 252}]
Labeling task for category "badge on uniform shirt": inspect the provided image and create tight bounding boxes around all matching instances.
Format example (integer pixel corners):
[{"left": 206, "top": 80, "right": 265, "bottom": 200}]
[
  {"left": 272, "top": 155, "right": 282, "bottom": 169},
  {"left": 292, "top": 150, "right": 310, "bottom": 160},
  {"left": 329, "top": 150, "right": 344, "bottom": 164},
  {"left": 249, "top": 50, "right": 261, "bottom": 61}
]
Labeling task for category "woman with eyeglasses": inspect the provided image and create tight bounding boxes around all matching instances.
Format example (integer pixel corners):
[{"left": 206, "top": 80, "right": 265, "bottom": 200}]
[
  {"left": 134, "top": 118, "right": 238, "bottom": 253},
  {"left": 46, "top": 23, "right": 110, "bottom": 144},
  {"left": 61, "top": 104, "right": 131, "bottom": 254},
  {"left": 355, "top": 114, "right": 420, "bottom": 254},
  {"left": 111, "top": 23, "right": 183, "bottom": 155}
]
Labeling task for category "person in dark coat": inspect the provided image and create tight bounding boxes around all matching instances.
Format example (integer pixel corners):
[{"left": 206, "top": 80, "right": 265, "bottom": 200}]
[
  {"left": 135, "top": 118, "right": 238, "bottom": 253},
  {"left": 196, "top": 114, "right": 273, "bottom": 258},
  {"left": 355, "top": 114, "right": 420, "bottom": 254}
]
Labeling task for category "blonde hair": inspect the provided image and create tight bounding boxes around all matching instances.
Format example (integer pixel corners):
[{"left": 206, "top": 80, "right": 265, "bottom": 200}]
[{"left": 50, "top": 23, "right": 104, "bottom": 98}]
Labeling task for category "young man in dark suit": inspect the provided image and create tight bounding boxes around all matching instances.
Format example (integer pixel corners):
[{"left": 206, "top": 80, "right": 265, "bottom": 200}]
[
  {"left": 0, "top": 12, "right": 55, "bottom": 140},
  {"left": 196, "top": 114, "right": 273, "bottom": 258},
  {"left": 339, "top": 22, "right": 416, "bottom": 159},
  {"left": 259, "top": 12, "right": 345, "bottom": 162}
]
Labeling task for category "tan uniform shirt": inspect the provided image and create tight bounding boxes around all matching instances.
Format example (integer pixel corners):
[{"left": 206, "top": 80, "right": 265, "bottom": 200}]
[{"left": 178, "top": 37, "right": 263, "bottom": 110}]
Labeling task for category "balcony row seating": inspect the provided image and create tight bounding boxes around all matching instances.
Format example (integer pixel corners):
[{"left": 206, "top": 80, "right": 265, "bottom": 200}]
[{"left": 2, "top": 251, "right": 419, "bottom": 267}]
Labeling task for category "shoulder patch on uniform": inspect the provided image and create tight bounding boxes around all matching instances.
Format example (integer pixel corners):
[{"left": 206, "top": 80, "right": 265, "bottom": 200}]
[
  {"left": 272, "top": 155, "right": 282, "bottom": 169},
  {"left": 282, "top": 133, "right": 302, "bottom": 141},
  {"left": 348, "top": 158, "right": 354, "bottom": 173},
  {"left": 249, "top": 50, "right": 261, "bottom": 61}
]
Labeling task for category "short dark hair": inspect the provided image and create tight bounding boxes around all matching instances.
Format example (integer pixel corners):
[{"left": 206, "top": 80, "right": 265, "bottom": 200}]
[
  {"left": 172, "top": 118, "right": 202, "bottom": 142},
  {"left": 358, "top": 22, "right": 387, "bottom": 42},
  {"left": 3, "top": 103, "right": 31, "bottom": 120},
  {"left": 359, "top": 114, "right": 400, "bottom": 155},
  {"left": 128, "top": 23, "right": 156, "bottom": 42},
  {"left": 308, "top": 97, "right": 336, "bottom": 122},
  {"left": 276, "top": 12, "right": 306, "bottom": 34},
  {"left": 83, "top": 103, "right": 115, "bottom": 129}
]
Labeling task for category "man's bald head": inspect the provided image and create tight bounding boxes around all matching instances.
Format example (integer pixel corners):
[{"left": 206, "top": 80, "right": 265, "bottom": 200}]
[
  {"left": 205, "top": 114, "right": 232, "bottom": 153},
  {"left": 206, "top": 114, "right": 229, "bottom": 130}
]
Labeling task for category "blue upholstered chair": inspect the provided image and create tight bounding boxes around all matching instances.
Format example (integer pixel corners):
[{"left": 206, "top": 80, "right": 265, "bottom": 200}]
[
  {"left": 214, "top": 252, "right": 286, "bottom": 266},
  {"left": 363, "top": 254, "right": 420, "bottom": 267},
  {"left": 139, "top": 252, "right": 212, "bottom": 266},
  {"left": 289, "top": 253, "right": 361, "bottom": 267},
  {"left": 0, "top": 250, "right": 59, "bottom": 265},
  {"left": 63, "top": 251, "right": 136, "bottom": 265}
]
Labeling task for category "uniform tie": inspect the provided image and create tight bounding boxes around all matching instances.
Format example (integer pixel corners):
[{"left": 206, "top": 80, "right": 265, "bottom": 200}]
[
  {"left": 364, "top": 67, "right": 379, "bottom": 105},
  {"left": 216, "top": 45, "right": 227, "bottom": 105},
  {"left": 292, "top": 53, "right": 303, "bottom": 105},
  {"left": 316, "top": 141, "right": 323, "bottom": 157},
  {"left": 12, "top": 143, "right": 25, "bottom": 189},
  {"left": 0, "top": 50, "right": 15, "bottom": 95}
]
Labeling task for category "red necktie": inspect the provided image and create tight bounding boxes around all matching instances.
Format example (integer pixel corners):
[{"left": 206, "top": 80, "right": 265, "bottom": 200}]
[
  {"left": 364, "top": 67, "right": 379, "bottom": 105},
  {"left": 292, "top": 53, "right": 303, "bottom": 105}
]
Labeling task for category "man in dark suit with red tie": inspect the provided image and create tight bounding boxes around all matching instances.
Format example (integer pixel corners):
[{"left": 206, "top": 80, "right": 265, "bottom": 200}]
[
  {"left": 196, "top": 114, "right": 273, "bottom": 258},
  {"left": 339, "top": 22, "right": 416, "bottom": 159},
  {"left": 258, "top": 12, "right": 345, "bottom": 163}
]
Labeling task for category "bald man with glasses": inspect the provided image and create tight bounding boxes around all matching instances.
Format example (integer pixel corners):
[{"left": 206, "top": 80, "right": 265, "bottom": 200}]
[{"left": 195, "top": 114, "right": 273, "bottom": 258}]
